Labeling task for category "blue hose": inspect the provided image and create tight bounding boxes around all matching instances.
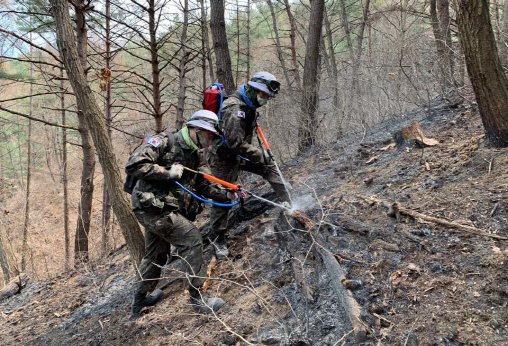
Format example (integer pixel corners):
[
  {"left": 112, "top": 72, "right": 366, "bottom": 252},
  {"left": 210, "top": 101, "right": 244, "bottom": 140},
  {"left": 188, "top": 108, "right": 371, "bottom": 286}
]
[{"left": 172, "top": 180, "right": 241, "bottom": 208}]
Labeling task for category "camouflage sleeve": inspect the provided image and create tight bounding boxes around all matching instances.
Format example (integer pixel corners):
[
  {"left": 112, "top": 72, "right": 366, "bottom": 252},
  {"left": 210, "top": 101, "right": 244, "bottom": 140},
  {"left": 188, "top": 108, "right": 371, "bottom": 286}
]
[
  {"left": 195, "top": 150, "right": 229, "bottom": 202},
  {"left": 221, "top": 104, "right": 264, "bottom": 163},
  {"left": 125, "top": 134, "right": 173, "bottom": 181}
]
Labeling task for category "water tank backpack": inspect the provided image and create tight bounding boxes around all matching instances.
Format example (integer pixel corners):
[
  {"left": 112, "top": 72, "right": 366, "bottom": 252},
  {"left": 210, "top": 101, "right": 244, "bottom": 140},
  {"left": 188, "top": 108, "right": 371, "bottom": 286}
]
[{"left": 202, "top": 83, "right": 225, "bottom": 116}]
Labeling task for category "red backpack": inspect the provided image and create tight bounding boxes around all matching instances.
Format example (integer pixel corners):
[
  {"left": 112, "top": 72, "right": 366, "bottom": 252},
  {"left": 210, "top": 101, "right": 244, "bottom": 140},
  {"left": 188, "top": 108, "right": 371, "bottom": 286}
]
[{"left": 203, "top": 83, "right": 225, "bottom": 117}]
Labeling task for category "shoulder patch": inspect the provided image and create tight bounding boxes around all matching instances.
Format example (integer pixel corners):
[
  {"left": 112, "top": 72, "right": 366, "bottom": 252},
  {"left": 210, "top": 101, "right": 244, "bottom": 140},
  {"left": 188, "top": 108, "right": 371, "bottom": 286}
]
[
  {"left": 237, "top": 110, "right": 246, "bottom": 118},
  {"left": 148, "top": 137, "right": 162, "bottom": 148}
]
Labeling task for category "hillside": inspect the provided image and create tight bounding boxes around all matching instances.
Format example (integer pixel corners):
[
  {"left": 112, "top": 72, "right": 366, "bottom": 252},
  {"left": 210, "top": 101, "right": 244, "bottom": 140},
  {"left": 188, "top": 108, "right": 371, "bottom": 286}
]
[{"left": 1, "top": 88, "right": 507, "bottom": 346}]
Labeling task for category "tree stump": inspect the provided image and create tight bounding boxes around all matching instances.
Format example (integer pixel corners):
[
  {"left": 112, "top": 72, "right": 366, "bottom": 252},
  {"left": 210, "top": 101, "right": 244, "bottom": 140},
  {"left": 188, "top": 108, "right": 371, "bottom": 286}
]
[
  {"left": 393, "top": 121, "right": 439, "bottom": 148},
  {"left": 0, "top": 273, "right": 29, "bottom": 303}
]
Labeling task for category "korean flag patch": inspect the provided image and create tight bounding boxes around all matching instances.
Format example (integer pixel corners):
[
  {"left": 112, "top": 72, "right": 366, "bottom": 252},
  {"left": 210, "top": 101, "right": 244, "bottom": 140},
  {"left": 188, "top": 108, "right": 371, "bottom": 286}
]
[
  {"left": 237, "top": 110, "right": 246, "bottom": 118},
  {"left": 148, "top": 137, "right": 161, "bottom": 148}
]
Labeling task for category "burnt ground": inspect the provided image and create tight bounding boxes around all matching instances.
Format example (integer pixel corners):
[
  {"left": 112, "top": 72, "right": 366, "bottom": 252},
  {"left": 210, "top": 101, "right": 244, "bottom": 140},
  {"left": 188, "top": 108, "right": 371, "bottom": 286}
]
[{"left": 1, "top": 88, "right": 508, "bottom": 346}]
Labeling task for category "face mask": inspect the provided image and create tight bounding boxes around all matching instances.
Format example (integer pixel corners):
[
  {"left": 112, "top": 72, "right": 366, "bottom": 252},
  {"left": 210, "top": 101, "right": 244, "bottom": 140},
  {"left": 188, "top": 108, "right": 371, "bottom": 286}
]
[
  {"left": 196, "top": 130, "right": 213, "bottom": 148},
  {"left": 257, "top": 95, "right": 268, "bottom": 106}
]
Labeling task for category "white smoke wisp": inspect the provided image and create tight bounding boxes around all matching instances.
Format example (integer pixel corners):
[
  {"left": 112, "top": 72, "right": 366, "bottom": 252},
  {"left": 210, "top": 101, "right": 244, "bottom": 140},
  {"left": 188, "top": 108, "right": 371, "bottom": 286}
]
[{"left": 289, "top": 194, "right": 316, "bottom": 214}]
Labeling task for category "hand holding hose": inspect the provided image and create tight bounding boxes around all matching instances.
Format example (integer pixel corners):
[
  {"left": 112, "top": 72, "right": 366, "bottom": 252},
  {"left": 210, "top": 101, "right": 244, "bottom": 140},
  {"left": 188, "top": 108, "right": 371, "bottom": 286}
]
[
  {"left": 227, "top": 187, "right": 247, "bottom": 200},
  {"left": 169, "top": 164, "right": 184, "bottom": 179}
]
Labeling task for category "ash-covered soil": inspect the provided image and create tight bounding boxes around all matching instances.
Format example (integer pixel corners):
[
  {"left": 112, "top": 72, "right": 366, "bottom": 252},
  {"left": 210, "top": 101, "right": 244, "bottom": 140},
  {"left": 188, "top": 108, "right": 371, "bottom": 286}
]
[{"left": 1, "top": 88, "right": 507, "bottom": 346}]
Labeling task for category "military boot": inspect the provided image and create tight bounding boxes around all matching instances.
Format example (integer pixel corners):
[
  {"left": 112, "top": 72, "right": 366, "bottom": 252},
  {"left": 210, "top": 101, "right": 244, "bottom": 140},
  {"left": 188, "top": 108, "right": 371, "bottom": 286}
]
[
  {"left": 188, "top": 287, "right": 225, "bottom": 314},
  {"left": 213, "top": 234, "right": 229, "bottom": 260},
  {"left": 131, "top": 288, "right": 163, "bottom": 318},
  {"left": 189, "top": 295, "right": 225, "bottom": 314}
]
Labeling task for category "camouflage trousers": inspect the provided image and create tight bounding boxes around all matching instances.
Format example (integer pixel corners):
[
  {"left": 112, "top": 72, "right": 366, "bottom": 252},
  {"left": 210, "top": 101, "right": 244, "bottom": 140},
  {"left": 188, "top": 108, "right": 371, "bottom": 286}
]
[
  {"left": 207, "top": 153, "right": 289, "bottom": 239},
  {"left": 133, "top": 210, "right": 206, "bottom": 296}
]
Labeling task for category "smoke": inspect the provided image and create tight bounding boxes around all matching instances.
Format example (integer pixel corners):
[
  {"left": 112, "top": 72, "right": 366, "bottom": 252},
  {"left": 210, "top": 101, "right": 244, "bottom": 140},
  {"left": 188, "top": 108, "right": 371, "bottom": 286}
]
[{"left": 290, "top": 194, "right": 316, "bottom": 213}]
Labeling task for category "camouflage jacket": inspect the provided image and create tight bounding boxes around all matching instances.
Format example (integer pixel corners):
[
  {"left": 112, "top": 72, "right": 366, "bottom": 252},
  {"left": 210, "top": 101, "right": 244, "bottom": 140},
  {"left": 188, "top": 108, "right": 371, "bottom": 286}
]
[
  {"left": 125, "top": 129, "right": 228, "bottom": 220},
  {"left": 213, "top": 92, "right": 264, "bottom": 163}
]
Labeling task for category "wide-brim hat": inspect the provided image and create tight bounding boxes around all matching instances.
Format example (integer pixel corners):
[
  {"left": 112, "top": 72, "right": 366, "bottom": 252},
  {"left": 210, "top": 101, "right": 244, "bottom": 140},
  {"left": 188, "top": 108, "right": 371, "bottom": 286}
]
[{"left": 187, "top": 110, "right": 218, "bottom": 134}]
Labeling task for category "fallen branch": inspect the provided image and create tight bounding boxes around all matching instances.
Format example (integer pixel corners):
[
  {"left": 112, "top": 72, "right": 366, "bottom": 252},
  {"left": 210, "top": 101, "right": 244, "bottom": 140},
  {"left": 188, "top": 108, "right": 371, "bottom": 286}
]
[
  {"left": 358, "top": 195, "right": 507, "bottom": 241},
  {"left": 290, "top": 211, "right": 369, "bottom": 343},
  {"left": 0, "top": 273, "right": 29, "bottom": 303},
  {"left": 313, "top": 239, "right": 369, "bottom": 342}
]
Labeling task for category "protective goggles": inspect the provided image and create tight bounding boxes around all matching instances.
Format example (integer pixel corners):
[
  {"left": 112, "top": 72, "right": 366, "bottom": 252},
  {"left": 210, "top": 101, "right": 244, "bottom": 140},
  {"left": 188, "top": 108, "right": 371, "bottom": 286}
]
[{"left": 250, "top": 77, "right": 280, "bottom": 94}]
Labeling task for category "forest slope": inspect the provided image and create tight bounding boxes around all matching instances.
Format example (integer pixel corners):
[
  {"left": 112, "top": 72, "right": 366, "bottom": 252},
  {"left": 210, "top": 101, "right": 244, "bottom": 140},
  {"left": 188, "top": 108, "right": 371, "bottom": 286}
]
[{"left": 0, "top": 88, "right": 507, "bottom": 346}]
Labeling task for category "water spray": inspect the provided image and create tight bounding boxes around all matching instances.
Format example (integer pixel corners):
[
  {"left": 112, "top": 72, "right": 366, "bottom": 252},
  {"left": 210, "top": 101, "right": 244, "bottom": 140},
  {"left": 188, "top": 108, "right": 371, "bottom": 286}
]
[
  {"left": 244, "top": 191, "right": 292, "bottom": 211},
  {"left": 256, "top": 125, "right": 294, "bottom": 206}
]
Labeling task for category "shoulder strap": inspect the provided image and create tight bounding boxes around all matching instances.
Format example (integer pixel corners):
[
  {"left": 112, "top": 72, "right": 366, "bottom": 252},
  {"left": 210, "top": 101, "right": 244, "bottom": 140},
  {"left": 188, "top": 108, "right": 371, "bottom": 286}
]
[{"left": 165, "top": 132, "right": 175, "bottom": 148}]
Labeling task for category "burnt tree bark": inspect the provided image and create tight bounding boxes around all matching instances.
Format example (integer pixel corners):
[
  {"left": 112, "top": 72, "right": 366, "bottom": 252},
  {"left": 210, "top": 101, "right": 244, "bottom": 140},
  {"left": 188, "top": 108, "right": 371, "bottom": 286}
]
[
  {"left": 456, "top": 0, "right": 508, "bottom": 147},
  {"left": 298, "top": 0, "right": 325, "bottom": 152},
  {"left": 73, "top": 0, "right": 96, "bottom": 265},
  {"left": 50, "top": 0, "right": 145, "bottom": 265},
  {"left": 210, "top": 0, "right": 235, "bottom": 93}
]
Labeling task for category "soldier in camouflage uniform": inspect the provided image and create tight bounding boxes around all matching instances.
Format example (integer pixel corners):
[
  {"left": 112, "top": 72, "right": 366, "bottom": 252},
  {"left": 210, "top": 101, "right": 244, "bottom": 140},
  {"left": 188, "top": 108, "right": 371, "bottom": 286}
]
[
  {"left": 207, "top": 72, "right": 290, "bottom": 259},
  {"left": 126, "top": 110, "right": 238, "bottom": 318}
]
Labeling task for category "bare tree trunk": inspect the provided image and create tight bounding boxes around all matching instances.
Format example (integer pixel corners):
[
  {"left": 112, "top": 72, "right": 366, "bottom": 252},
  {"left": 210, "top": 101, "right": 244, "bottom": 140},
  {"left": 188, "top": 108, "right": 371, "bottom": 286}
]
[
  {"left": 148, "top": 0, "right": 163, "bottom": 132},
  {"left": 500, "top": 0, "right": 508, "bottom": 68},
  {"left": 235, "top": 2, "right": 240, "bottom": 86},
  {"left": 21, "top": 124, "right": 32, "bottom": 271},
  {"left": 320, "top": 35, "right": 330, "bottom": 76},
  {"left": 340, "top": 0, "right": 359, "bottom": 90},
  {"left": 21, "top": 36, "right": 34, "bottom": 272},
  {"left": 267, "top": 0, "right": 292, "bottom": 87},
  {"left": 200, "top": 0, "right": 208, "bottom": 89},
  {"left": 73, "top": 0, "right": 96, "bottom": 265},
  {"left": 246, "top": 0, "right": 251, "bottom": 80},
  {"left": 60, "top": 66, "right": 70, "bottom": 269},
  {"left": 210, "top": 0, "right": 235, "bottom": 93},
  {"left": 357, "top": 0, "right": 371, "bottom": 62},
  {"left": 457, "top": 40, "right": 466, "bottom": 86},
  {"left": 176, "top": 0, "right": 189, "bottom": 130},
  {"left": 0, "top": 124, "right": 19, "bottom": 283},
  {"left": 50, "top": 0, "right": 145, "bottom": 265},
  {"left": 324, "top": 8, "right": 340, "bottom": 125},
  {"left": 494, "top": 0, "right": 502, "bottom": 42},
  {"left": 101, "top": 0, "right": 112, "bottom": 257},
  {"left": 0, "top": 225, "right": 17, "bottom": 285},
  {"left": 438, "top": 0, "right": 455, "bottom": 78},
  {"left": 456, "top": 0, "right": 508, "bottom": 147},
  {"left": 0, "top": 137, "right": 16, "bottom": 283},
  {"left": 283, "top": 0, "right": 302, "bottom": 90},
  {"left": 199, "top": 0, "right": 214, "bottom": 83},
  {"left": 430, "top": 0, "right": 454, "bottom": 90},
  {"left": 298, "top": 0, "right": 325, "bottom": 152}
]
